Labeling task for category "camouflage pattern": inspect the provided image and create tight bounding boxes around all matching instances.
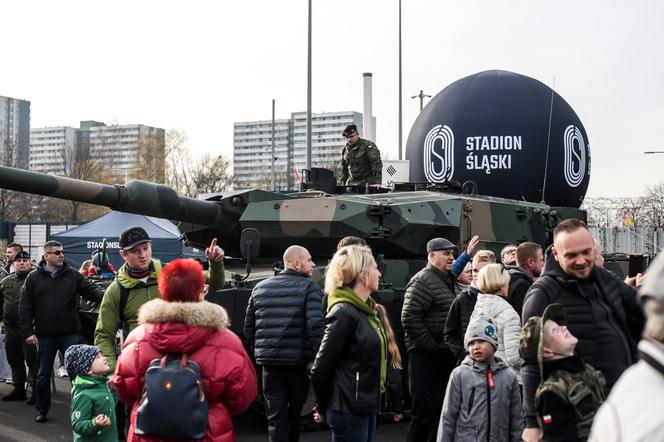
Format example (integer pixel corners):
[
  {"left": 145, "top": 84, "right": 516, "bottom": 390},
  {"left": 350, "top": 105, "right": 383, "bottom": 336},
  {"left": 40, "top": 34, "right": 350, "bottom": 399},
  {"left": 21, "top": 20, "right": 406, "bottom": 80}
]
[
  {"left": 0, "top": 164, "right": 587, "bottom": 339},
  {"left": 339, "top": 138, "right": 383, "bottom": 186}
]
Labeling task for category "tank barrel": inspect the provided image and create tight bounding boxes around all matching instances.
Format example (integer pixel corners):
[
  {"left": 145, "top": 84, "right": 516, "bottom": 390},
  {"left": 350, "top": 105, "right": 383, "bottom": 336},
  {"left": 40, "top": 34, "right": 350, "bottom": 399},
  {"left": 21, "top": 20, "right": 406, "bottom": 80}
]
[{"left": 0, "top": 166, "right": 223, "bottom": 228}]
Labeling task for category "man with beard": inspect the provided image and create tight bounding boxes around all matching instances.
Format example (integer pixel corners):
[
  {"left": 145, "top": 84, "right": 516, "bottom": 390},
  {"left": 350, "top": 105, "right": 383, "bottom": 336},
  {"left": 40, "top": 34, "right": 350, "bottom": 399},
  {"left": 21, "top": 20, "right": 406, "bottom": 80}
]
[
  {"left": 520, "top": 219, "right": 645, "bottom": 442},
  {"left": 245, "top": 245, "right": 324, "bottom": 442},
  {"left": 507, "top": 242, "right": 544, "bottom": 318},
  {"left": 0, "top": 243, "right": 23, "bottom": 280}
]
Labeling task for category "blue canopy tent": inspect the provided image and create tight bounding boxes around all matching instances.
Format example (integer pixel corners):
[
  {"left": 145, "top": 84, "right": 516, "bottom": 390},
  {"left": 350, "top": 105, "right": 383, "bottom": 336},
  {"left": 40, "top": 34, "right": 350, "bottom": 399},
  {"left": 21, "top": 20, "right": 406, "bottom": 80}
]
[{"left": 51, "top": 211, "right": 204, "bottom": 271}]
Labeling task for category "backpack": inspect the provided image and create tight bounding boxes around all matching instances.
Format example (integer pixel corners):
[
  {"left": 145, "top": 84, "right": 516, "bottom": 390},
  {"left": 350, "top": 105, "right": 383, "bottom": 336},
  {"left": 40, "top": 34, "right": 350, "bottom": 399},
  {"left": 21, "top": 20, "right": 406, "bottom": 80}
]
[{"left": 135, "top": 354, "right": 209, "bottom": 439}]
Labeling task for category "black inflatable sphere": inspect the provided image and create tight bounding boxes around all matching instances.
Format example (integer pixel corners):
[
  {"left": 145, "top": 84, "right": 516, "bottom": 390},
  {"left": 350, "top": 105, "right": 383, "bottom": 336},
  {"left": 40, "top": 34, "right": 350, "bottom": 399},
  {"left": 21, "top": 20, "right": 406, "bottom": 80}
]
[{"left": 406, "top": 70, "right": 590, "bottom": 208}]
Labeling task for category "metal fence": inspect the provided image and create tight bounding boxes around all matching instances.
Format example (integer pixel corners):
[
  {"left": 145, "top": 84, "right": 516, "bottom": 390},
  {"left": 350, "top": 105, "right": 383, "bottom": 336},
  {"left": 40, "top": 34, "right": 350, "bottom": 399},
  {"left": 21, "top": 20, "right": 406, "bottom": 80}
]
[{"left": 590, "top": 227, "right": 664, "bottom": 257}]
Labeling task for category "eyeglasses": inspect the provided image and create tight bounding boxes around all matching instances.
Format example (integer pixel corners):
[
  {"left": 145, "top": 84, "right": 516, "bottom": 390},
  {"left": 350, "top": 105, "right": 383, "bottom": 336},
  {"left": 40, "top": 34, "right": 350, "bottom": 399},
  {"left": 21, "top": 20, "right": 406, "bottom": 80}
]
[
  {"left": 502, "top": 249, "right": 516, "bottom": 257},
  {"left": 46, "top": 250, "right": 64, "bottom": 256}
]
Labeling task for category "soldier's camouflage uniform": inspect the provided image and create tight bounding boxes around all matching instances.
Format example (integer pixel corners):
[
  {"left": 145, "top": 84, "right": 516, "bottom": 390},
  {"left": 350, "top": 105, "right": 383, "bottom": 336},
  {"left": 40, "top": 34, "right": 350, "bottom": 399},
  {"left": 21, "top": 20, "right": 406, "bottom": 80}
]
[{"left": 339, "top": 138, "right": 383, "bottom": 186}]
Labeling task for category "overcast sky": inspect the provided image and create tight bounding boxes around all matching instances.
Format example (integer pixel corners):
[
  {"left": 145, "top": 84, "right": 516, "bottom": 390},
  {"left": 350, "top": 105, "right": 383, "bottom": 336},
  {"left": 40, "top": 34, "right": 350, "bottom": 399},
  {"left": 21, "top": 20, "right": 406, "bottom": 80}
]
[{"left": 3, "top": 1, "right": 663, "bottom": 197}]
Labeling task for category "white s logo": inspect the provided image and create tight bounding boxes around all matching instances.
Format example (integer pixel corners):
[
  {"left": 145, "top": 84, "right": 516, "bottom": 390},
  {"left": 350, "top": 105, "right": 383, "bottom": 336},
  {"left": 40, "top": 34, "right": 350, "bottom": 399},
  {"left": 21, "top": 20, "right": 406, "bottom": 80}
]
[
  {"left": 563, "top": 125, "right": 586, "bottom": 188},
  {"left": 423, "top": 125, "right": 454, "bottom": 182}
]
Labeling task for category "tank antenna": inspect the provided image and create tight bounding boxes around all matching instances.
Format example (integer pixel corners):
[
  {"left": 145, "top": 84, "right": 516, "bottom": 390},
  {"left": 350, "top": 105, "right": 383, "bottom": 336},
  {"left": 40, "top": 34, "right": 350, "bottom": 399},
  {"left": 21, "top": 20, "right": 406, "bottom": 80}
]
[{"left": 540, "top": 75, "right": 556, "bottom": 205}]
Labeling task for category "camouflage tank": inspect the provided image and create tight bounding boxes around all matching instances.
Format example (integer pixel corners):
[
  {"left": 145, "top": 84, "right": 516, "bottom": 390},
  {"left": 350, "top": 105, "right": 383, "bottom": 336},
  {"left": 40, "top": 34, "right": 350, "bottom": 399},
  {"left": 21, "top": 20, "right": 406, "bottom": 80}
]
[{"left": 0, "top": 165, "right": 584, "bottom": 334}]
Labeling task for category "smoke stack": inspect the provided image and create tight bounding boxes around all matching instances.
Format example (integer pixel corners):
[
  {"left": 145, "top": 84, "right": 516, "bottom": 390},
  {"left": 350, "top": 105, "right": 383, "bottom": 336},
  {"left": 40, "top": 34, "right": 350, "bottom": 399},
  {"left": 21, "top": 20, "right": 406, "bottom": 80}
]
[{"left": 363, "top": 73, "right": 375, "bottom": 142}]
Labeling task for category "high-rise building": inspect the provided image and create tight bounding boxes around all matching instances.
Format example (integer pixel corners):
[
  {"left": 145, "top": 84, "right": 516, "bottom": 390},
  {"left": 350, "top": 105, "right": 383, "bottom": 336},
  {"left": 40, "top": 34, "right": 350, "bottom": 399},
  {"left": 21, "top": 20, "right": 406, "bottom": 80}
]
[
  {"left": 29, "top": 126, "right": 78, "bottom": 175},
  {"left": 0, "top": 95, "right": 31, "bottom": 169},
  {"left": 85, "top": 122, "right": 165, "bottom": 178},
  {"left": 29, "top": 121, "right": 165, "bottom": 179},
  {"left": 233, "top": 111, "right": 364, "bottom": 189}
]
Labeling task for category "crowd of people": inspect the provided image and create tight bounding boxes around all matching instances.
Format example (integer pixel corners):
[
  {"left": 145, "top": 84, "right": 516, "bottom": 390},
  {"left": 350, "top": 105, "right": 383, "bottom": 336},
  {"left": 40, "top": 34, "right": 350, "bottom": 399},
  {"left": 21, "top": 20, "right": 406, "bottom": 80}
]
[{"left": 1, "top": 216, "right": 663, "bottom": 441}]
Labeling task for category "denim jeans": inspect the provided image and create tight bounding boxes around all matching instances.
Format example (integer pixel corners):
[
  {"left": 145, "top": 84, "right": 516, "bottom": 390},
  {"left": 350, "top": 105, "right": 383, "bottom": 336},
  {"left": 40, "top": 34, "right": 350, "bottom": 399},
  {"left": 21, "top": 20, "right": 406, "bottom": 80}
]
[
  {"left": 35, "top": 334, "right": 80, "bottom": 413},
  {"left": 325, "top": 410, "right": 376, "bottom": 442}
]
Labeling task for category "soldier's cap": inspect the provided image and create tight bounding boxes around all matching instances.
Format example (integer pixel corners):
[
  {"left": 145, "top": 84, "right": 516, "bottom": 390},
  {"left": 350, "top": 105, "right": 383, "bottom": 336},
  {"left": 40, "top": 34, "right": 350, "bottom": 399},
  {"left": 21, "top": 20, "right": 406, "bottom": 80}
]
[
  {"left": 13, "top": 251, "right": 30, "bottom": 262},
  {"left": 119, "top": 226, "right": 152, "bottom": 251},
  {"left": 426, "top": 237, "right": 457, "bottom": 253},
  {"left": 639, "top": 251, "right": 664, "bottom": 302},
  {"left": 519, "top": 303, "right": 568, "bottom": 365},
  {"left": 342, "top": 124, "right": 358, "bottom": 138}
]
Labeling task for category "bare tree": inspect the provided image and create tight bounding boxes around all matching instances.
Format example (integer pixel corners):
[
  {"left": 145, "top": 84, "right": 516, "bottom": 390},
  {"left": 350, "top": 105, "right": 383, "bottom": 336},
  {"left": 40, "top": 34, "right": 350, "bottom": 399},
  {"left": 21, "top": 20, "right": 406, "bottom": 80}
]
[
  {"left": 0, "top": 137, "right": 20, "bottom": 220},
  {"left": 132, "top": 132, "right": 165, "bottom": 183},
  {"left": 164, "top": 129, "right": 232, "bottom": 198}
]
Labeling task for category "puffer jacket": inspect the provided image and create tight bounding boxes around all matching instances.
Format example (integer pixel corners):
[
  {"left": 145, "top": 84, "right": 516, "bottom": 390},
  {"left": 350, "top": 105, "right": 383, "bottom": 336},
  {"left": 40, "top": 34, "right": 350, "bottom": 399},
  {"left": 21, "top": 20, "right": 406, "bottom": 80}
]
[
  {"left": 437, "top": 355, "right": 522, "bottom": 442},
  {"left": 469, "top": 293, "right": 523, "bottom": 378},
  {"left": 19, "top": 261, "right": 104, "bottom": 338},
  {"left": 114, "top": 299, "right": 258, "bottom": 442},
  {"left": 310, "top": 287, "right": 386, "bottom": 416},
  {"left": 244, "top": 268, "right": 324, "bottom": 366},
  {"left": 0, "top": 270, "right": 29, "bottom": 327},
  {"left": 402, "top": 263, "right": 456, "bottom": 352},
  {"left": 506, "top": 266, "right": 533, "bottom": 318},
  {"left": 589, "top": 339, "right": 664, "bottom": 442},
  {"left": 521, "top": 245, "right": 644, "bottom": 428},
  {"left": 444, "top": 285, "right": 480, "bottom": 362}
]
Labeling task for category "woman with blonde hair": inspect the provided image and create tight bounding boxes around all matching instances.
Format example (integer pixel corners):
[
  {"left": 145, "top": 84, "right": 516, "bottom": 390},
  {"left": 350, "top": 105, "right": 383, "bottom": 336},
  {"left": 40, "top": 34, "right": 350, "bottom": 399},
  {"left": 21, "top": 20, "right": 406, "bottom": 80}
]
[
  {"left": 311, "top": 245, "right": 387, "bottom": 442},
  {"left": 468, "top": 263, "right": 523, "bottom": 377}
]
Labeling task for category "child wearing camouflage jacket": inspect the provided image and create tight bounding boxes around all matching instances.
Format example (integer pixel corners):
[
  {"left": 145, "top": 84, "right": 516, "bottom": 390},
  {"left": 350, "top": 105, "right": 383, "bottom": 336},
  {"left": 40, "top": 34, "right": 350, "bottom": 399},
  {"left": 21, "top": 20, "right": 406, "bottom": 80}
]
[
  {"left": 437, "top": 311, "right": 523, "bottom": 442},
  {"left": 64, "top": 345, "right": 118, "bottom": 442},
  {"left": 519, "top": 303, "right": 605, "bottom": 442}
]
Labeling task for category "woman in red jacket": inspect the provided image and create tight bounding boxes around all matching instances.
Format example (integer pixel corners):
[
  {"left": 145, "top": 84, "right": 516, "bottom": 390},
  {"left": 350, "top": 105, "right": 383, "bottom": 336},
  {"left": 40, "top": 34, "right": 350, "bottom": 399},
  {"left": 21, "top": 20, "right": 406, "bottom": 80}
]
[{"left": 113, "top": 259, "right": 257, "bottom": 442}]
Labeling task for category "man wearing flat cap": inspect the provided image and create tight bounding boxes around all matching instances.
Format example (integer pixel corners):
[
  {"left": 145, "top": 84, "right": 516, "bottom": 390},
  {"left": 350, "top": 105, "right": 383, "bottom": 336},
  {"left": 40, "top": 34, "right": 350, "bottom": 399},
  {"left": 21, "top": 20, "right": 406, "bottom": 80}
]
[
  {"left": 338, "top": 124, "right": 383, "bottom": 188},
  {"left": 401, "top": 237, "right": 458, "bottom": 442},
  {"left": 94, "top": 227, "right": 226, "bottom": 374}
]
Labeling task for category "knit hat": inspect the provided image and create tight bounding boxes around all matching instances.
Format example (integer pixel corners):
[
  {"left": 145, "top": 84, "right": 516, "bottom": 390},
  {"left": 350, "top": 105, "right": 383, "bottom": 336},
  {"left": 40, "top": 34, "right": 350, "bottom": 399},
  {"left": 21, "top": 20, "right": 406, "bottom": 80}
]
[
  {"left": 519, "top": 303, "right": 568, "bottom": 365},
  {"left": 64, "top": 345, "right": 100, "bottom": 376},
  {"left": 13, "top": 251, "right": 30, "bottom": 262},
  {"left": 464, "top": 310, "right": 500, "bottom": 350}
]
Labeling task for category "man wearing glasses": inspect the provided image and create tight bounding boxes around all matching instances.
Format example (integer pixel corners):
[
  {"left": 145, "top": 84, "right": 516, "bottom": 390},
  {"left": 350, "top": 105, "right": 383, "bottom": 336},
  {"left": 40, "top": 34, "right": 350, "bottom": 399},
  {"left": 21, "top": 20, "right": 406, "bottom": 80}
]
[
  {"left": 18, "top": 240, "right": 104, "bottom": 423},
  {"left": 500, "top": 244, "right": 518, "bottom": 265},
  {"left": 338, "top": 124, "right": 383, "bottom": 189}
]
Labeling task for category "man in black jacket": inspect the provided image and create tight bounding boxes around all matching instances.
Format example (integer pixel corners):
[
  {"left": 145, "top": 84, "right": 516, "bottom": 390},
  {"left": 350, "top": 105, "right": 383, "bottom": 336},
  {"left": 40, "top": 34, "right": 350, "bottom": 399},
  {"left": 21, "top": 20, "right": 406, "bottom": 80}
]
[
  {"left": 507, "top": 241, "right": 544, "bottom": 318},
  {"left": 244, "top": 245, "right": 324, "bottom": 442},
  {"left": 401, "top": 237, "right": 458, "bottom": 442},
  {"left": 520, "top": 219, "right": 645, "bottom": 442},
  {"left": 18, "top": 241, "right": 104, "bottom": 424}
]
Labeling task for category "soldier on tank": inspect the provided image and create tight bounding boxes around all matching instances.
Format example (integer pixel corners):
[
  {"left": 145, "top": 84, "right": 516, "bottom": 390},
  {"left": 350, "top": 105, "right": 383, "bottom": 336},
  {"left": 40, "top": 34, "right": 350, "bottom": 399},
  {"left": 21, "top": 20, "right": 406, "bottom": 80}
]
[{"left": 339, "top": 124, "right": 383, "bottom": 188}]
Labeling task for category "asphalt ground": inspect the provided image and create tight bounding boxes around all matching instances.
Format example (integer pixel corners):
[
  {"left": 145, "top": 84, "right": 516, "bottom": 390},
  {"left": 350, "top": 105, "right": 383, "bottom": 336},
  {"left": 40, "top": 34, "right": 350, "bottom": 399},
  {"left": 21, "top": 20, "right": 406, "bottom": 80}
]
[{"left": 0, "top": 375, "right": 409, "bottom": 441}]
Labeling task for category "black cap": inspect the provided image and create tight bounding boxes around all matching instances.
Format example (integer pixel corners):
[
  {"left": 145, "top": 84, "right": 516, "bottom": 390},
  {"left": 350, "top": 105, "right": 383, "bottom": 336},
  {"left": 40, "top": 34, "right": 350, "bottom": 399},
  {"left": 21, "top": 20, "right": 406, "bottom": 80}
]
[
  {"left": 342, "top": 124, "right": 358, "bottom": 138},
  {"left": 13, "top": 251, "right": 30, "bottom": 262},
  {"left": 119, "top": 227, "right": 151, "bottom": 251},
  {"left": 426, "top": 237, "right": 457, "bottom": 252}
]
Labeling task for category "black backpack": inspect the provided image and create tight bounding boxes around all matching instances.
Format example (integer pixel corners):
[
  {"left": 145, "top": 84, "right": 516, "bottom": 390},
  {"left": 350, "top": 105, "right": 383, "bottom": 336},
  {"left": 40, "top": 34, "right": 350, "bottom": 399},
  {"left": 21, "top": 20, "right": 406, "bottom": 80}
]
[{"left": 135, "top": 354, "right": 209, "bottom": 439}]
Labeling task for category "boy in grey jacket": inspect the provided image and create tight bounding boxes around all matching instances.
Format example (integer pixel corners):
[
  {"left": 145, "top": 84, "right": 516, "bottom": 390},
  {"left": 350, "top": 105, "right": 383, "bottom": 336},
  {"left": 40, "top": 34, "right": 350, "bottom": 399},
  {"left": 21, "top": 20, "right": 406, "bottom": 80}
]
[{"left": 437, "top": 311, "right": 523, "bottom": 442}]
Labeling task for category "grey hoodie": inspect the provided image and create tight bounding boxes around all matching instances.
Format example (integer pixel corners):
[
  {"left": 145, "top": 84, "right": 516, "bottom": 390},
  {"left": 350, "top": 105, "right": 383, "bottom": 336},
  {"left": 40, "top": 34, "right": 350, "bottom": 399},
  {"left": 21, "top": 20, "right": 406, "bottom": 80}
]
[{"left": 437, "top": 355, "right": 523, "bottom": 442}]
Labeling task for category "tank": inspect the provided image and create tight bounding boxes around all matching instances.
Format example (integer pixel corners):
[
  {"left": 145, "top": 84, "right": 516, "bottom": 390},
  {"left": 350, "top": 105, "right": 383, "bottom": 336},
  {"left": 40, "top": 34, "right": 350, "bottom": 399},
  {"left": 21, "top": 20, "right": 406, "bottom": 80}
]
[{"left": 0, "top": 164, "right": 584, "bottom": 318}]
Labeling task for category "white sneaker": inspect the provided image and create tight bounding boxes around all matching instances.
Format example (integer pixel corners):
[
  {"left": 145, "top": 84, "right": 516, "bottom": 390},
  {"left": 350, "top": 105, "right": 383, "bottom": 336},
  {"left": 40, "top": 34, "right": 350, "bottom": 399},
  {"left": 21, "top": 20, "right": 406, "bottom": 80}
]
[
  {"left": 4, "top": 378, "right": 11, "bottom": 384},
  {"left": 58, "top": 366, "right": 68, "bottom": 378}
]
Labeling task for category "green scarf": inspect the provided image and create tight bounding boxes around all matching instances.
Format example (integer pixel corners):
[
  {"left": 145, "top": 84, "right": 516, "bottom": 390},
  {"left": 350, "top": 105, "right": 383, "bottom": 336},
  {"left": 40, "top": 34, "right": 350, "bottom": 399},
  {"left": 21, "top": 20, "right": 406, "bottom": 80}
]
[{"left": 328, "top": 287, "right": 387, "bottom": 392}]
